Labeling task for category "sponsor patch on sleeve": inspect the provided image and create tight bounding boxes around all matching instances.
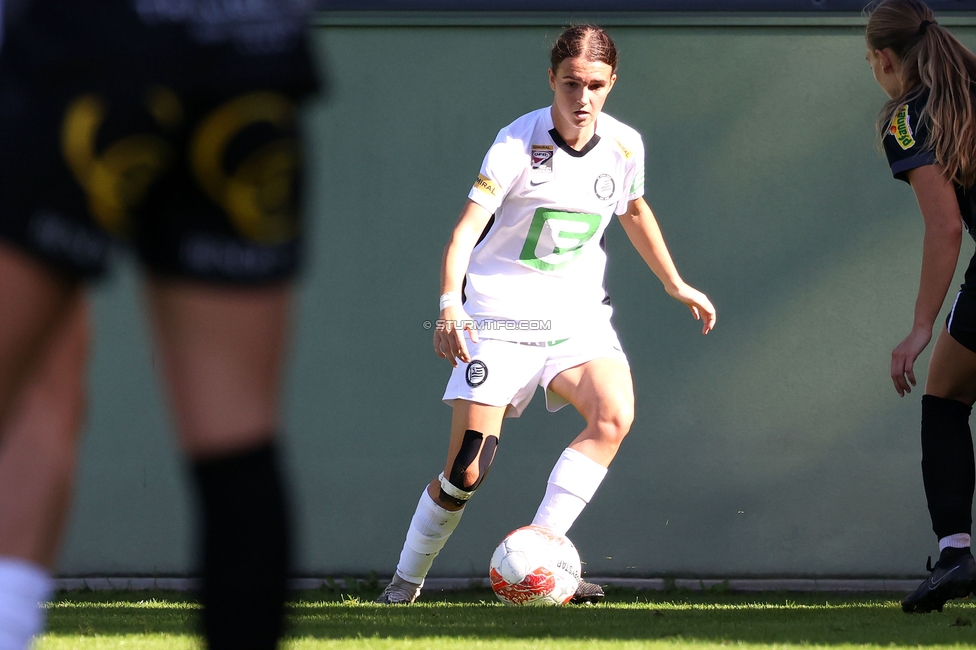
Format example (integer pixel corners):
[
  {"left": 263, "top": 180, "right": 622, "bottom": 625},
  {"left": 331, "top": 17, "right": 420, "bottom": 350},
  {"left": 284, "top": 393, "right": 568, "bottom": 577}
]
[
  {"left": 889, "top": 104, "right": 916, "bottom": 150},
  {"left": 473, "top": 173, "right": 500, "bottom": 197},
  {"left": 612, "top": 136, "right": 634, "bottom": 160}
]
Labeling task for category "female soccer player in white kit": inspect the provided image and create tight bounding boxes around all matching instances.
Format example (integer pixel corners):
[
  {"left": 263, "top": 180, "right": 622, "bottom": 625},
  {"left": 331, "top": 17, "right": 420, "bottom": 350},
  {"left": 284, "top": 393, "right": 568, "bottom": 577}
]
[{"left": 376, "top": 24, "right": 716, "bottom": 604}]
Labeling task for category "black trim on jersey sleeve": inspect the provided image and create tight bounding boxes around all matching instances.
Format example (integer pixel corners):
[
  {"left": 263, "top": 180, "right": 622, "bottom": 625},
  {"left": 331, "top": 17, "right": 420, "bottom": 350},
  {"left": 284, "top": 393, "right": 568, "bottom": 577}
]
[
  {"left": 549, "top": 128, "right": 601, "bottom": 158},
  {"left": 599, "top": 232, "right": 611, "bottom": 306},
  {"left": 883, "top": 95, "right": 937, "bottom": 183},
  {"left": 890, "top": 154, "right": 938, "bottom": 180},
  {"left": 461, "top": 214, "right": 496, "bottom": 305},
  {"left": 474, "top": 214, "right": 496, "bottom": 248}
]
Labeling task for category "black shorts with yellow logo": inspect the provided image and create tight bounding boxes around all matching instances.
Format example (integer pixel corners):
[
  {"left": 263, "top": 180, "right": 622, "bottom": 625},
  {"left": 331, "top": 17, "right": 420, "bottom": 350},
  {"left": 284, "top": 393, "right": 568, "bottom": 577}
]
[{"left": 0, "top": 78, "right": 308, "bottom": 284}]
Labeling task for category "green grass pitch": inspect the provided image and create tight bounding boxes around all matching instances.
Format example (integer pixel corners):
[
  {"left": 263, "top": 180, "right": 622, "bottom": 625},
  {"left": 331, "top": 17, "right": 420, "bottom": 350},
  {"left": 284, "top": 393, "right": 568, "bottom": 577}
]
[{"left": 36, "top": 585, "right": 976, "bottom": 649}]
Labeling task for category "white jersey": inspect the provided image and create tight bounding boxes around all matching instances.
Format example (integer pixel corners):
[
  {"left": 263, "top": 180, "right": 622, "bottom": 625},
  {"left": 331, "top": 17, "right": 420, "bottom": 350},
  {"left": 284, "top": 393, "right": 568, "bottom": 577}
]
[{"left": 464, "top": 106, "right": 645, "bottom": 342}]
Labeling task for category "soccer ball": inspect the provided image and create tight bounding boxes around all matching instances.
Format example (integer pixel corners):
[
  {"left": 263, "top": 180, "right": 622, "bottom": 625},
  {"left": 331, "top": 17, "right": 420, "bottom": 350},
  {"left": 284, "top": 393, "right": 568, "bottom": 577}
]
[{"left": 489, "top": 525, "right": 581, "bottom": 606}]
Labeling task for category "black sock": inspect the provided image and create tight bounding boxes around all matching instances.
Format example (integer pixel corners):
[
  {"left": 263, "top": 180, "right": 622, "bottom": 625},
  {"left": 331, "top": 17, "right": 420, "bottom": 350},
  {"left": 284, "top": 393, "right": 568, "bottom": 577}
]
[
  {"left": 191, "top": 440, "right": 291, "bottom": 650},
  {"left": 939, "top": 545, "right": 972, "bottom": 566},
  {"left": 921, "top": 395, "right": 975, "bottom": 540}
]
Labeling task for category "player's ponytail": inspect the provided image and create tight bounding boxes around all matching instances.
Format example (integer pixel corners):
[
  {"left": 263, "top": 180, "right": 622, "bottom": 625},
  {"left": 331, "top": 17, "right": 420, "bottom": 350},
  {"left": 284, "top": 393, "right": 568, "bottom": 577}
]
[{"left": 867, "top": 0, "right": 976, "bottom": 187}]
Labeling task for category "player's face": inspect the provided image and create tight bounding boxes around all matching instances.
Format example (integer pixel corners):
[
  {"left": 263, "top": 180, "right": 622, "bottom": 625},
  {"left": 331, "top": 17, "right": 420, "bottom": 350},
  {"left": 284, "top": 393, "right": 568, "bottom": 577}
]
[
  {"left": 866, "top": 46, "right": 902, "bottom": 99},
  {"left": 548, "top": 57, "right": 617, "bottom": 135}
]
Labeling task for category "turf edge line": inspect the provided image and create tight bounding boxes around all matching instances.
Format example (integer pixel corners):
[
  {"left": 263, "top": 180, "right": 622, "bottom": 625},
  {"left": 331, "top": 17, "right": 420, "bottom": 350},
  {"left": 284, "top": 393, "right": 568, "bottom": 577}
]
[{"left": 52, "top": 577, "right": 921, "bottom": 594}]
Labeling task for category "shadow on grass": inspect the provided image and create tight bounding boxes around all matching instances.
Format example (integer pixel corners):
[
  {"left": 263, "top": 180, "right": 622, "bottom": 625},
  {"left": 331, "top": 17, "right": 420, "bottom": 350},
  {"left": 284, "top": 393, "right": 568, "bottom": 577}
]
[{"left": 43, "top": 588, "right": 976, "bottom": 645}]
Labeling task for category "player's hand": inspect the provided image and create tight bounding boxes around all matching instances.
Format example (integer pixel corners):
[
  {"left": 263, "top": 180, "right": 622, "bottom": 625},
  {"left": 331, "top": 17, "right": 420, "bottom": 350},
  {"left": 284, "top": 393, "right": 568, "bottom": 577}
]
[
  {"left": 891, "top": 326, "right": 932, "bottom": 397},
  {"left": 433, "top": 305, "right": 480, "bottom": 367},
  {"left": 667, "top": 282, "right": 717, "bottom": 335}
]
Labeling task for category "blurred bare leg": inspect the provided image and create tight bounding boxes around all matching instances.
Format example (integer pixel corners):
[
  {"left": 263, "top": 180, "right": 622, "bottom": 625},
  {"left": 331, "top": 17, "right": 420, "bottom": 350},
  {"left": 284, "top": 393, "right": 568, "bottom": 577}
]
[
  {"left": 146, "top": 278, "right": 292, "bottom": 650},
  {"left": 0, "top": 243, "right": 85, "bottom": 649},
  {"left": 0, "top": 244, "right": 79, "bottom": 423},
  {"left": 0, "top": 296, "right": 88, "bottom": 568},
  {"left": 146, "top": 280, "right": 289, "bottom": 457}
]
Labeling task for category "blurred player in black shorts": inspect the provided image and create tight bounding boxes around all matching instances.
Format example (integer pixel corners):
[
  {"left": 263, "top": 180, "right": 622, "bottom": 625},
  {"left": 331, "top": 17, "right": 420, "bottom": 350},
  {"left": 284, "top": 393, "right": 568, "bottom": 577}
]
[{"left": 0, "top": 1, "right": 319, "bottom": 646}]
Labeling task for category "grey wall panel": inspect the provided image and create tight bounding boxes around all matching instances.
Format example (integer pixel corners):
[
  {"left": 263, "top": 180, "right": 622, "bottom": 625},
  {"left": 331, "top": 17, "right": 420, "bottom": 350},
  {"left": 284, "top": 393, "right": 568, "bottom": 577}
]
[
  {"left": 57, "top": 21, "right": 976, "bottom": 578},
  {"left": 60, "top": 268, "right": 192, "bottom": 575}
]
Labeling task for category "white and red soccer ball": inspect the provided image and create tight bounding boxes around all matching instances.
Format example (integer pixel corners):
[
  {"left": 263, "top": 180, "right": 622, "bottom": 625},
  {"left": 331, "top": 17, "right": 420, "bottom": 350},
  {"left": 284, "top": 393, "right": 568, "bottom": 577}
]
[{"left": 489, "top": 525, "right": 581, "bottom": 606}]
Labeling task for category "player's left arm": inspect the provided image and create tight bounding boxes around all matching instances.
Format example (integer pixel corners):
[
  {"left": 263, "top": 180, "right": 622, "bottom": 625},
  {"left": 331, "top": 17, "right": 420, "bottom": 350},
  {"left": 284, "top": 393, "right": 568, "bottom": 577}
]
[
  {"left": 889, "top": 164, "right": 964, "bottom": 396},
  {"left": 617, "top": 197, "right": 716, "bottom": 334}
]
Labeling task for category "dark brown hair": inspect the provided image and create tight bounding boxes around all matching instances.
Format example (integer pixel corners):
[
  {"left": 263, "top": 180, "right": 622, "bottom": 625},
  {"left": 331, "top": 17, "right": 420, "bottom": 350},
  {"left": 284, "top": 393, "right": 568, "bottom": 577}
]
[
  {"left": 867, "top": 0, "right": 976, "bottom": 186},
  {"left": 550, "top": 25, "right": 618, "bottom": 74}
]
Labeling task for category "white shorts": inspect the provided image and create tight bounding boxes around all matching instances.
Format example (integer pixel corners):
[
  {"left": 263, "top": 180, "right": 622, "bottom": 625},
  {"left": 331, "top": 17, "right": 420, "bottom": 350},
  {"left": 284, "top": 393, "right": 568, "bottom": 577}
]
[{"left": 442, "top": 325, "right": 629, "bottom": 418}]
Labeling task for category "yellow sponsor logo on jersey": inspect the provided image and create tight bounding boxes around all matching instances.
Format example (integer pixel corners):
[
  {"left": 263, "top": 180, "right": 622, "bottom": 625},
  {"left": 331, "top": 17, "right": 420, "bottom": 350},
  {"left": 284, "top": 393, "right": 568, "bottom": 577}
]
[
  {"left": 612, "top": 136, "right": 633, "bottom": 160},
  {"left": 473, "top": 173, "right": 499, "bottom": 196},
  {"left": 889, "top": 104, "right": 916, "bottom": 150}
]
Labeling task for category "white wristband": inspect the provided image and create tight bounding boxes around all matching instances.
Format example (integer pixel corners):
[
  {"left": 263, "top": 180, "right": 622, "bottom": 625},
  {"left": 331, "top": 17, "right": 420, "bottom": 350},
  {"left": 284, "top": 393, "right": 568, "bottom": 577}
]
[{"left": 439, "top": 292, "right": 461, "bottom": 310}]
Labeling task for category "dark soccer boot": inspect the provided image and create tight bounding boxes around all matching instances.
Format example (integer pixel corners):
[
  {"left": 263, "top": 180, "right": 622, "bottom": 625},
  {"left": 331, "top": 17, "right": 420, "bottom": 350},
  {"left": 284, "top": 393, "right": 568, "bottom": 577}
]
[
  {"left": 374, "top": 575, "right": 422, "bottom": 604},
  {"left": 902, "top": 549, "right": 976, "bottom": 613},
  {"left": 570, "top": 579, "right": 605, "bottom": 604}
]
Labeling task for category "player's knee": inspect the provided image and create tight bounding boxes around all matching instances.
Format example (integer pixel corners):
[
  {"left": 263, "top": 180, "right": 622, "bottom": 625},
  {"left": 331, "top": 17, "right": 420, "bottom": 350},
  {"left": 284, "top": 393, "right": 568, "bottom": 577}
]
[
  {"left": 454, "top": 465, "right": 482, "bottom": 491},
  {"left": 438, "top": 429, "right": 499, "bottom": 507},
  {"left": 593, "top": 403, "right": 633, "bottom": 447},
  {"left": 448, "top": 429, "right": 498, "bottom": 491}
]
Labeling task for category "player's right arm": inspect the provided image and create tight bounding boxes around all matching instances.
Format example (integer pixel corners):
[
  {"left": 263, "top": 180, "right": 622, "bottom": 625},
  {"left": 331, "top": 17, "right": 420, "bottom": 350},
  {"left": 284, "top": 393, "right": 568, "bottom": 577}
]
[
  {"left": 436, "top": 125, "right": 522, "bottom": 365},
  {"left": 891, "top": 164, "right": 963, "bottom": 396},
  {"left": 435, "top": 199, "right": 493, "bottom": 366}
]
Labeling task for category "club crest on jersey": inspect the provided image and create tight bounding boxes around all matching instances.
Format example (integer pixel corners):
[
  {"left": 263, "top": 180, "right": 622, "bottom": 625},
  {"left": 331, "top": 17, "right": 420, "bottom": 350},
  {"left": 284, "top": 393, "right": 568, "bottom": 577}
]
[
  {"left": 889, "top": 104, "right": 916, "bottom": 150},
  {"left": 465, "top": 360, "right": 488, "bottom": 387},
  {"left": 473, "top": 173, "right": 499, "bottom": 196},
  {"left": 594, "top": 174, "right": 615, "bottom": 201},
  {"left": 531, "top": 145, "right": 554, "bottom": 173}
]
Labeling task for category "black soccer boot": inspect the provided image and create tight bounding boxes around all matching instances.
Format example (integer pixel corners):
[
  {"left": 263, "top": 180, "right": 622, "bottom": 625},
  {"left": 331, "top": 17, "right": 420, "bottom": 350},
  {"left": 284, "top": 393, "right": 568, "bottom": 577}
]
[
  {"left": 902, "top": 548, "right": 976, "bottom": 613},
  {"left": 570, "top": 579, "right": 605, "bottom": 604}
]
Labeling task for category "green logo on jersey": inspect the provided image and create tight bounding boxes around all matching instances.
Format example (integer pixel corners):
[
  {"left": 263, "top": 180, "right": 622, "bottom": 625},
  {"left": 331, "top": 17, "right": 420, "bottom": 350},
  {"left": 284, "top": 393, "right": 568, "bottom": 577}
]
[
  {"left": 630, "top": 169, "right": 645, "bottom": 195},
  {"left": 518, "top": 209, "right": 601, "bottom": 271}
]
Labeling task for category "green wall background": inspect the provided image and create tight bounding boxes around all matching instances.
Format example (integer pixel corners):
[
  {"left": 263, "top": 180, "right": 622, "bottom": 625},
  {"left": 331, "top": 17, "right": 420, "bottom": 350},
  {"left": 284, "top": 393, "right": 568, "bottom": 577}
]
[{"left": 57, "top": 16, "right": 976, "bottom": 579}]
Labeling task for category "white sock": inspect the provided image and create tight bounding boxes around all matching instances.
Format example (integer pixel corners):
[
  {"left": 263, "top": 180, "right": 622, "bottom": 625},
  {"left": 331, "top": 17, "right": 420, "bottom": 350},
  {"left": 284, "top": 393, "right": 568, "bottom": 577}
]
[
  {"left": 0, "top": 558, "right": 53, "bottom": 650},
  {"left": 395, "top": 488, "right": 465, "bottom": 585},
  {"left": 531, "top": 447, "right": 608, "bottom": 537},
  {"left": 940, "top": 533, "right": 972, "bottom": 551}
]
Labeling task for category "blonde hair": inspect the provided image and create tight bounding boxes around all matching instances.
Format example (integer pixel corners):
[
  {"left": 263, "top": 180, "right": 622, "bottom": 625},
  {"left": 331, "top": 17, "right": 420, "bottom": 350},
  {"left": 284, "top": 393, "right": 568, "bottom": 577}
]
[{"left": 867, "top": 0, "right": 976, "bottom": 187}]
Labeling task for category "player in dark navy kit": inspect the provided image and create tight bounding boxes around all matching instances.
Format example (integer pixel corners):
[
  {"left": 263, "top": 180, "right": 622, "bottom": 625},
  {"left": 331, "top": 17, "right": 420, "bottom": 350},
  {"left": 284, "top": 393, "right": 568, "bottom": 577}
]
[
  {"left": 0, "top": 1, "right": 318, "bottom": 646},
  {"left": 867, "top": 0, "right": 976, "bottom": 614}
]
